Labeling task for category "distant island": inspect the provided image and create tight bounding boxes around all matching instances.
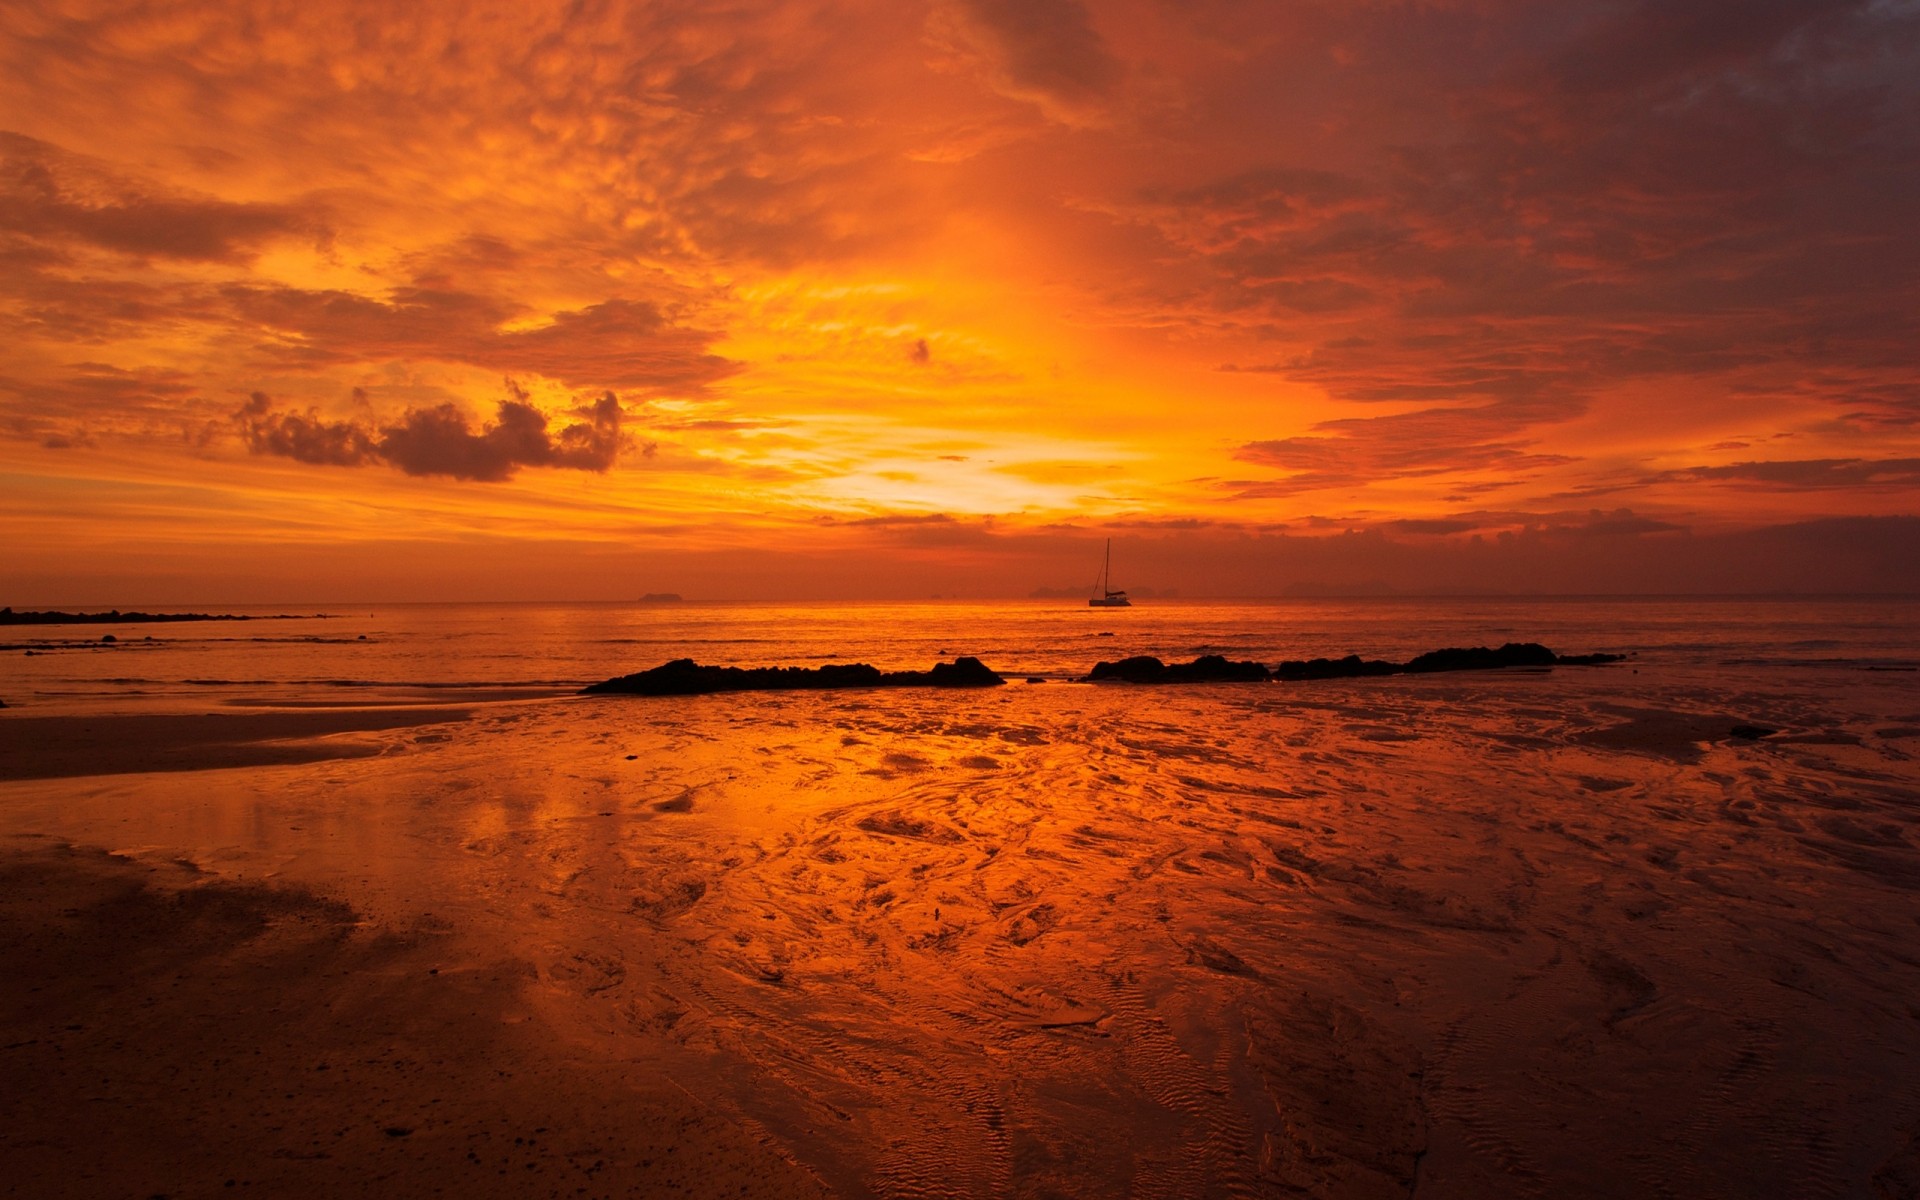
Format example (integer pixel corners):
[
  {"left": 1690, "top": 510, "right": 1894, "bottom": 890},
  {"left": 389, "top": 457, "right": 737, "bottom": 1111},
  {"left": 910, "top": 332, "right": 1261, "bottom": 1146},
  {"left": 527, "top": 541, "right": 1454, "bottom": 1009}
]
[
  {"left": 1, "top": 607, "right": 257, "bottom": 626},
  {"left": 635, "top": 593, "right": 685, "bottom": 604}
]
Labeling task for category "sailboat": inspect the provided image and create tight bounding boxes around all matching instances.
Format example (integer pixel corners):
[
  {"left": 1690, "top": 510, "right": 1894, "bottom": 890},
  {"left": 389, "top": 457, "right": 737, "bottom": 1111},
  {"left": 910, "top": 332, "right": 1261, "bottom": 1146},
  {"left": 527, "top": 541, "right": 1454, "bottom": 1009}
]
[{"left": 1088, "top": 538, "right": 1132, "bottom": 607}]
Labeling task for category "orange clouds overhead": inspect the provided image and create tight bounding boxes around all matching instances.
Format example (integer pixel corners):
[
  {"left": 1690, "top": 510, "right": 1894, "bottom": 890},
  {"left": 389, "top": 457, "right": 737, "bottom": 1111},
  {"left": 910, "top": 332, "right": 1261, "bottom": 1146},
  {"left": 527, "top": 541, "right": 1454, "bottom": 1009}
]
[{"left": 1, "top": 0, "right": 1917, "bottom": 600}]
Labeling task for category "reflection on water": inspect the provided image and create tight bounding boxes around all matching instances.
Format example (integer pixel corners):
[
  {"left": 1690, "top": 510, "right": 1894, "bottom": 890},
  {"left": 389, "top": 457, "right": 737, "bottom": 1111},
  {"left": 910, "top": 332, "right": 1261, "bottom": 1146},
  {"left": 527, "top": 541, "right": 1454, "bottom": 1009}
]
[{"left": 7, "top": 652, "right": 1920, "bottom": 1197}]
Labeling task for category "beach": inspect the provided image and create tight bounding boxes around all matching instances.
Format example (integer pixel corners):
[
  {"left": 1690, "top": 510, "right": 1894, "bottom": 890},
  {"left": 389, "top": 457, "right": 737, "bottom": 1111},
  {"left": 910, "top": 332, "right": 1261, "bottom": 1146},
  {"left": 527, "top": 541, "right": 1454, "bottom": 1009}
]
[{"left": 3, "top": 601, "right": 1920, "bottom": 1197}]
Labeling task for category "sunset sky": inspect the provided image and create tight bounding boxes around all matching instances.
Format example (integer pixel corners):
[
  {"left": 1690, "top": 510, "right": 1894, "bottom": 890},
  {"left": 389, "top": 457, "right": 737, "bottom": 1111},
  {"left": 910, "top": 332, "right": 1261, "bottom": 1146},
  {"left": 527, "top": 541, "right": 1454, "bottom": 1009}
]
[{"left": 3, "top": 0, "right": 1917, "bottom": 602}]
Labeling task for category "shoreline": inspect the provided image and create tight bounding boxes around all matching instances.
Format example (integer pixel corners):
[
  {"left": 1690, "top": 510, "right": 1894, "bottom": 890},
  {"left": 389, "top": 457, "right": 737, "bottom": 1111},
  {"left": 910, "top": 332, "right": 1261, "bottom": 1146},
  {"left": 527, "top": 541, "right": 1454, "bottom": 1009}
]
[{"left": 0, "top": 708, "right": 474, "bottom": 782}]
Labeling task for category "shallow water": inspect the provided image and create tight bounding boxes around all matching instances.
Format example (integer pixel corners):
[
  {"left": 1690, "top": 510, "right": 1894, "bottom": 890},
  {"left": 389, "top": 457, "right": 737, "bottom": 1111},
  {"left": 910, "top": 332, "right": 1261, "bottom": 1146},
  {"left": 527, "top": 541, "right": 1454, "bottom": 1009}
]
[{"left": 5, "top": 602, "right": 1920, "bottom": 1196}]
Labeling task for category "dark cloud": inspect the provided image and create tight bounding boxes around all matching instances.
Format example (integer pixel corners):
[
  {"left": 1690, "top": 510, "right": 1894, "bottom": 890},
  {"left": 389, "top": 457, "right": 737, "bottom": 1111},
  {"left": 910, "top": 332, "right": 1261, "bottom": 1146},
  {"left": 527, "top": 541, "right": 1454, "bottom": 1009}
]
[
  {"left": 225, "top": 285, "right": 734, "bottom": 394},
  {"left": 1124, "top": 0, "right": 1920, "bottom": 472},
  {"left": 1106, "top": 516, "right": 1217, "bottom": 530},
  {"left": 236, "top": 392, "right": 377, "bottom": 467},
  {"left": 1541, "top": 0, "right": 1861, "bottom": 101},
  {"left": 941, "top": 0, "right": 1121, "bottom": 119},
  {"left": 0, "top": 364, "right": 205, "bottom": 445},
  {"left": 235, "top": 389, "right": 627, "bottom": 482},
  {"left": 0, "top": 133, "right": 314, "bottom": 263},
  {"left": 1233, "top": 401, "right": 1579, "bottom": 496},
  {"left": 1573, "top": 511, "right": 1687, "bottom": 536},
  {"left": 1652, "top": 457, "right": 1920, "bottom": 490},
  {"left": 1382, "top": 518, "right": 1478, "bottom": 536},
  {"left": 820, "top": 512, "right": 960, "bottom": 527}
]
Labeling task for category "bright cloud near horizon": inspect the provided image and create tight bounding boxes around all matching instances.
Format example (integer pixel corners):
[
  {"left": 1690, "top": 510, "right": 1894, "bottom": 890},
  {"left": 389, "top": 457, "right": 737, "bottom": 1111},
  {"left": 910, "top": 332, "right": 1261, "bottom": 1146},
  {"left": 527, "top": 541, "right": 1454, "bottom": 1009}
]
[{"left": 3, "top": 0, "right": 1917, "bottom": 602}]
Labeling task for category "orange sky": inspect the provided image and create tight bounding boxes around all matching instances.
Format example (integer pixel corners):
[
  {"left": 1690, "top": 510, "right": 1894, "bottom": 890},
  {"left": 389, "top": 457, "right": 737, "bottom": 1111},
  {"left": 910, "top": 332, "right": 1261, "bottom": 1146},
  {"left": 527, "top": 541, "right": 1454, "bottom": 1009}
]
[{"left": 3, "top": 0, "right": 1917, "bottom": 601}]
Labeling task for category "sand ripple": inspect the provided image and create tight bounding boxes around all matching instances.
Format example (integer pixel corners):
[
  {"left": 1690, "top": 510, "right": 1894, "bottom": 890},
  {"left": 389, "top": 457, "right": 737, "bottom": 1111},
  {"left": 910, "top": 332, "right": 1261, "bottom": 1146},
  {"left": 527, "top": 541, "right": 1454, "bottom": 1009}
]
[{"left": 6, "top": 660, "right": 1920, "bottom": 1197}]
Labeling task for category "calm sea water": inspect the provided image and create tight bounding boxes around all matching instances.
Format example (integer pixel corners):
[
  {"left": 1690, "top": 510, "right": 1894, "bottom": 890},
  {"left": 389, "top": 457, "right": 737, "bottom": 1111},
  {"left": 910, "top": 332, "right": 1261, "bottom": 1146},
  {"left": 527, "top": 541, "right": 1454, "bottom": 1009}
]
[{"left": 3, "top": 596, "right": 1915, "bottom": 715}]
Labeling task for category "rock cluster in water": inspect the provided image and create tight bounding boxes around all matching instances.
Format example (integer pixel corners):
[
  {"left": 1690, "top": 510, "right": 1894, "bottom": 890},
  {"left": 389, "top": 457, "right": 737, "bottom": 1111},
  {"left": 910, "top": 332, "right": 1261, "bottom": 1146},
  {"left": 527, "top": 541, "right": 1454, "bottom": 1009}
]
[
  {"left": 0, "top": 607, "right": 251, "bottom": 626},
  {"left": 582, "top": 656, "right": 1005, "bottom": 696},
  {"left": 1094, "top": 643, "right": 1625, "bottom": 684},
  {"left": 1084, "top": 654, "right": 1271, "bottom": 683},
  {"left": 585, "top": 643, "right": 1626, "bottom": 695}
]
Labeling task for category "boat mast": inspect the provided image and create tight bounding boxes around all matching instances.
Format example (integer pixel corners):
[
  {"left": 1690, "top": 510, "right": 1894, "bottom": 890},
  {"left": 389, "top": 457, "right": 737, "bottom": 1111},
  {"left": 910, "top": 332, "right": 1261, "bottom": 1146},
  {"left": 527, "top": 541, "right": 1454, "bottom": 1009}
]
[{"left": 1102, "top": 538, "right": 1111, "bottom": 594}]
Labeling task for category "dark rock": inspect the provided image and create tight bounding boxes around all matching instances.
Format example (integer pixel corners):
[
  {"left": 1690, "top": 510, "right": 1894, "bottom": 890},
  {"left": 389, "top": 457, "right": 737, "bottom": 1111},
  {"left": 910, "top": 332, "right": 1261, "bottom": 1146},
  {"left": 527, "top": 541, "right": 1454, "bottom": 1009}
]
[
  {"left": 1086, "top": 654, "right": 1270, "bottom": 684},
  {"left": 100, "top": 634, "right": 116, "bottom": 643},
  {"left": 1086, "top": 655, "right": 1170, "bottom": 683},
  {"left": 1273, "top": 643, "right": 1625, "bottom": 682},
  {"left": 924, "top": 656, "right": 1003, "bottom": 687},
  {"left": 1272, "top": 654, "right": 1400, "bottom": 681},
  {"left": 583, "top": 657, "right": 1004, "bottom": 696},
  {"left": 0, "top": 608, "right": 251, "bottom": 626},
  {"left": 1729, "top": 724, "right": 1778, "bottom": 740},
  {"left": 1403, "top": 642, "right": 1557, "bottom": 673}
]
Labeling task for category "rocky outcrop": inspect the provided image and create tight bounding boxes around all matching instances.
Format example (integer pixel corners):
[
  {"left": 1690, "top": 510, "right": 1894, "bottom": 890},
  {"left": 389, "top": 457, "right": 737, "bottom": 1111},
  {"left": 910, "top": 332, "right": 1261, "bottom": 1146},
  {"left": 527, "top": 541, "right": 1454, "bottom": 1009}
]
[
  {"left": 1403, "top": 642, "right": 1560, "bottom": 673},
  {"left": 0, "top": 607, "right": 249, "bottom": 626},
  {"left": 1275, "top": 642, "right": 1625, "bottom": 681},
  {"left": 1271, "top": 654, "right": 1401, "bottom": 681},
  {"left": 582, "top": 656, "right": 1004, "bottom": 696},
  {"left": 1087, "top": 644, "right": 1628, "bottom": 685},
  {"left": 1084, "top": 654, "right": 1271, "bottom": 684}
]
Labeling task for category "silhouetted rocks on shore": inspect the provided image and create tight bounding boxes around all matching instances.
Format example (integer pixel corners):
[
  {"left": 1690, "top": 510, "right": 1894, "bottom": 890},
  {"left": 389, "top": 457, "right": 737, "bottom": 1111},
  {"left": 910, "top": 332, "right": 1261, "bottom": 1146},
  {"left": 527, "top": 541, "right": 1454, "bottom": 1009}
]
[
  {"left": 1404, "top": 642, "right": 1559, "bottom": 672},
  {"left": 1085, "top": 655, "right": 1271, "bottom": 684},
  {"left": 1553, "top": 651, "right": 1630, "bottom": 666},
  {"left": 1276, "top": 642, "right": 1625, "bottom": 681},
  {"left": 1088, "top": 643, "right": 1628, "bottom": 684},
  {"left": 583, "top": 656, "right": 1005, "bottom": 696},
  {"left": 0, "top": 607, "right": 250, "bottom": 626},
  {"left": 1271, "top": 654, "right": 1401, "bottom": 681}
]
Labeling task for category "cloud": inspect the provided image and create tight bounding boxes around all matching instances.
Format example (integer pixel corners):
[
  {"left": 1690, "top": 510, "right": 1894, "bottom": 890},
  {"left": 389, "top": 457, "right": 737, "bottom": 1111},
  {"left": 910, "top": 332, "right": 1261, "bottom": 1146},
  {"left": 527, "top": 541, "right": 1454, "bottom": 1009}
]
[
  {"left": 236, "top": 392, "right": 377, "bottom": 468},
  {"left": 1233, "top": 401, "right": 1580, "bottom": 496},
  {"left": 934, "top": 0, "right": 1122, "bottom": 123},
  {"left": 1382, "top": 518, "right": 1478, "bottom": 536},
  {"left": 0, "top": 133, "right": 315, "bottom": 263},
  {"left": 819, "top": 512, "right": 960, "bottom": 527},
  {"left": 1107, "top": 0, "right": 1920, "bottom": 482},
  {"left": 0, "top": 363, "right": 206, "bottom": 445},
  {"left": 1572, "top": 511, "right": 1686, "bottom": 536},
  {"left": 235, "top": 389, "right": 627, "bottom": 482},
  {"left": 226, "top": 286, "right": 734, "bottom": 394},
  {"left": 1652, "top": 457, "right": 1920, "bottom": 490}
]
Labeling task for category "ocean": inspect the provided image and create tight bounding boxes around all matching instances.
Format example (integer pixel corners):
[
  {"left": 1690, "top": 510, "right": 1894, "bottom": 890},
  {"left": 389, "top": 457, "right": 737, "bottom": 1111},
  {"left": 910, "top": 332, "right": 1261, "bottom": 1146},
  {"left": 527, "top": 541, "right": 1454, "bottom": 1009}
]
[
  {"left": 5, "top": 595, "right": 1916, "bottom": 713},
  {"left": 3, "top": 596, "right": 1919, "bottom": 1197}
]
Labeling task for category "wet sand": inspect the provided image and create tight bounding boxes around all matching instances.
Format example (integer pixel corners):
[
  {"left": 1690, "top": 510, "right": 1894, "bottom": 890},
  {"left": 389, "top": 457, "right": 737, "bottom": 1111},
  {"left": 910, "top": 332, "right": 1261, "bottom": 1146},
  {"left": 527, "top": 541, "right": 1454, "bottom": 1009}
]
[
  {"left": 0, "top": 709, "right": 473, "bottom": 782},
  {"left": 3, "top": 661, "right": 1919, "bottom": 1197},
  {"left": 0, "top": 842, "right": 826, "bottom": 1199}
]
